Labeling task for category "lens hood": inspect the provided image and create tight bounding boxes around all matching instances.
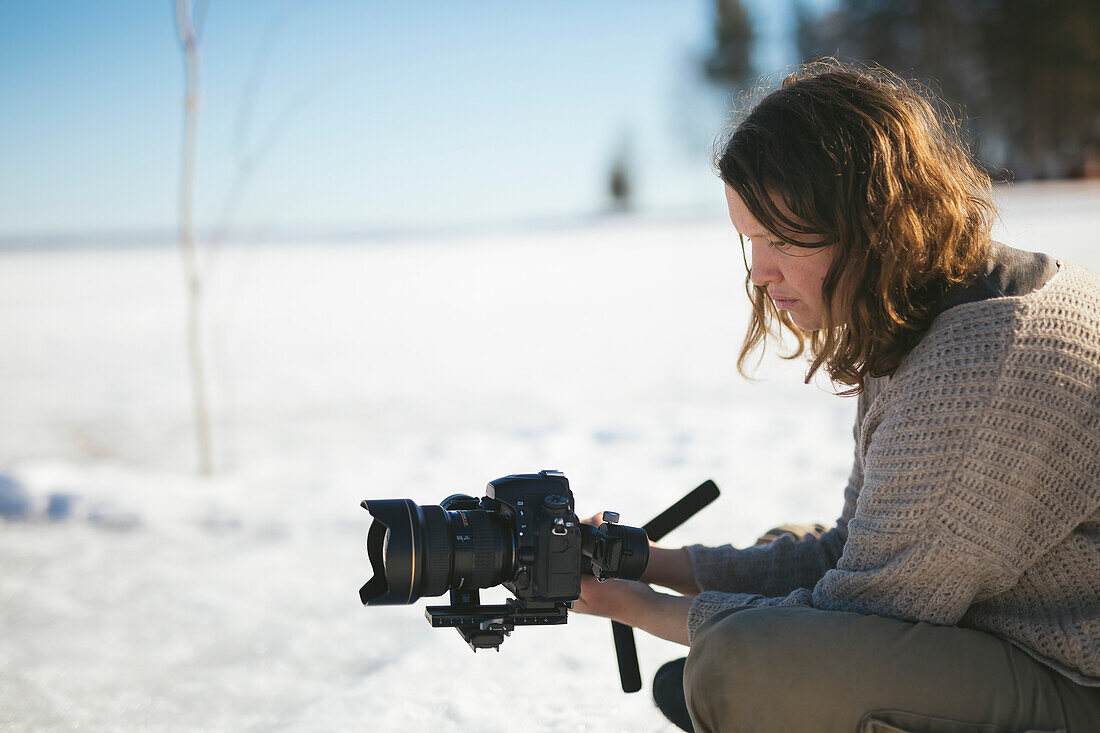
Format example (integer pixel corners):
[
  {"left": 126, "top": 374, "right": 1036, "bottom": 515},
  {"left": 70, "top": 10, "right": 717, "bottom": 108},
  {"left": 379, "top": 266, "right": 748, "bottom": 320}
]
[{"left": 360, "top": 499, "right": 423, "bottom": 605}]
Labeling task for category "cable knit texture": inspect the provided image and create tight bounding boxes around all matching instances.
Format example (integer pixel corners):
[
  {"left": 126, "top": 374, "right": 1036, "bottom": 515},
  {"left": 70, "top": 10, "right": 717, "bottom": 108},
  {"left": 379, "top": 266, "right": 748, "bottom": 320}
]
[{"left": 686, "top": 261, "right": 1100, "bottom": 686}]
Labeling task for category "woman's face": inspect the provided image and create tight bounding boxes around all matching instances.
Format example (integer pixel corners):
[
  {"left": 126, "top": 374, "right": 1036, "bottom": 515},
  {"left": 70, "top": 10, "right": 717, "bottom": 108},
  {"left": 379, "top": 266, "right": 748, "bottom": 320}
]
[{"left": 724, "top": 184, "right": 836, "bottom": 331}]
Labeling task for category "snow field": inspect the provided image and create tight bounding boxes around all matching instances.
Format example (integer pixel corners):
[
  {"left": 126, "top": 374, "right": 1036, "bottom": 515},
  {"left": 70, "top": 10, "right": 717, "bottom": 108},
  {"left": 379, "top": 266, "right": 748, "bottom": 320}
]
[{"left": 1, "top": 181, "right": 1097, "bottom": 731}]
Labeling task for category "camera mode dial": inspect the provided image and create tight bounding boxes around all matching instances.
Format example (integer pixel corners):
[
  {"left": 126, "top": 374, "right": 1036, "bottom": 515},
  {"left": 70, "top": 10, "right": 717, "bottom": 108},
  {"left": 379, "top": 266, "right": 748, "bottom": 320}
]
[{"left": 542, "top": 493, "right": 569, "bottom": 510}]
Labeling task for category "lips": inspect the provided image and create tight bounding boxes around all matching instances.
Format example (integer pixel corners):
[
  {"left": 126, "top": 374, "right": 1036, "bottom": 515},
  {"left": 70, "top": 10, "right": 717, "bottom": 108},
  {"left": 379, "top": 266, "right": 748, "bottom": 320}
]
[{"left": 770, "top": 295, "right": 799, "bottom": 309}]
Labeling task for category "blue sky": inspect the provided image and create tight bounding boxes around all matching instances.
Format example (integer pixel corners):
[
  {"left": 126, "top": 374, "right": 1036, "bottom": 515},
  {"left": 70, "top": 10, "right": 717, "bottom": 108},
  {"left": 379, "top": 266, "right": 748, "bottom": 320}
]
[{"left": 0, "top": 0, "right": 810, "bottom": 239}]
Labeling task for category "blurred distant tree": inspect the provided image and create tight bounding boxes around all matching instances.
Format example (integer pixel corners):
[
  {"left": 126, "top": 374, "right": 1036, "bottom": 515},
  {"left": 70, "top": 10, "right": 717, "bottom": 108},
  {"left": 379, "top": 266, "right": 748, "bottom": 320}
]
[
  {"left": 797, "top": 0, "right": 1100, "bottom": 179},
  {"left": 977, "top": 0, "right": 1100, "bottom": 178},
  {"left": 607, "top": 135, "right": 633, "bottom": 213},
  {"left": 667, "top": 0, "right": 753, "bottom": 173},
  {"left": 703, "top": 0, "right": 755, "bottom": 91},
  {"left": 608, "top": 163, "right": 631, "bottom": 212}
]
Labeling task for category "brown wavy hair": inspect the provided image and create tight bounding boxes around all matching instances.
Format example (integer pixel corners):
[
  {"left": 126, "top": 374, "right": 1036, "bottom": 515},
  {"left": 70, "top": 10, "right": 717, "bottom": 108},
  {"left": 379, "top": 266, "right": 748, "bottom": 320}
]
[{"left": 717, "top": 59, "right": 996, "bottom": 395}]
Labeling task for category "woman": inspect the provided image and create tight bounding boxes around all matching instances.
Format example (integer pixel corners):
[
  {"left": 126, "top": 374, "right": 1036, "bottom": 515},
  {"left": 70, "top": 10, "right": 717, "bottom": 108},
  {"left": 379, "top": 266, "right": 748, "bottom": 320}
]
[{"left": 575, "top": 60, "right": 1100, "bottom": 732}]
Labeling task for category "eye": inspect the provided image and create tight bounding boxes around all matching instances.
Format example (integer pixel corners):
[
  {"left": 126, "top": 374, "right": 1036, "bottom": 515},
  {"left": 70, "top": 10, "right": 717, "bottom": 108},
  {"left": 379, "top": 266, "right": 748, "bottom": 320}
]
[{"left": 753, "top": 237, "right": 793, "bottom": 253}]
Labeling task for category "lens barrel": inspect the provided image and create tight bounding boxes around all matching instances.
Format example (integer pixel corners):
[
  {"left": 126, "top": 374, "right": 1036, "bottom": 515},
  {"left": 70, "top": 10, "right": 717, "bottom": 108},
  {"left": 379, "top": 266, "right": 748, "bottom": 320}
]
[{"left": 360, "top": 499, "right": 513, "bottom": 605}]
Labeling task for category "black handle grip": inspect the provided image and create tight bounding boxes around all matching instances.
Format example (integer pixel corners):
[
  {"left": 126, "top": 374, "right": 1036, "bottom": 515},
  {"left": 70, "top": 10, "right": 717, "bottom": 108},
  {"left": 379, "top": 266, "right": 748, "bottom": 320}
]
[
  {"left": 643, "top": 479, "right": 720, "bottom": 542},
  {"left": 612, "top": 479, "right": 721, "bottom": 693},
  {"left": 612, "top": 620, "right": 642, "bottom": 692}
]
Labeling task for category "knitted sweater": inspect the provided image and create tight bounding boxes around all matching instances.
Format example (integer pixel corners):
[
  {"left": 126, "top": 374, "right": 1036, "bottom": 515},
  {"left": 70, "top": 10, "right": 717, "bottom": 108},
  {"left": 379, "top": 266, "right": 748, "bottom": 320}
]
[{"left": 686, "top": 258, "right": 1100, "bottom": 687}]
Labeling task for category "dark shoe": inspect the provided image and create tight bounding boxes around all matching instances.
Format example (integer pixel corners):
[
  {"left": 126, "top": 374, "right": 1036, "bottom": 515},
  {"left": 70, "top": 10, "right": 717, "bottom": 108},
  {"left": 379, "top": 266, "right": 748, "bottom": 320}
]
[{"left": 652, "top": 657, "right": 693, "bottom": 732}]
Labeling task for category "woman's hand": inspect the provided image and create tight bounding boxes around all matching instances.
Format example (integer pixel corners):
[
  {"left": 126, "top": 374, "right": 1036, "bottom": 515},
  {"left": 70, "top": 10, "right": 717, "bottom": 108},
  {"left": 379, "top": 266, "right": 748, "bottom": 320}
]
[
  {"left": 580, "top": 511, "right": 611, "bottom": 528},
  {"left": 573, "top": 576, "right": 653, "bottom": 620},
  {"left": 581, "top": 510, "right": 702, "bottom": 597},
  {"left": 573, "top": 576, "right": 692, "bottom": 646}
]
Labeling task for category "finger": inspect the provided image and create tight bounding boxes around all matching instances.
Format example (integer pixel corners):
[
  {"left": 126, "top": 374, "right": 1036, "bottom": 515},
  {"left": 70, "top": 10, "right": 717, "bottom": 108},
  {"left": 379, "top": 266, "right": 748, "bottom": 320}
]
[{"left": 581, "top": 511, "right": 605, "bottom": 527}]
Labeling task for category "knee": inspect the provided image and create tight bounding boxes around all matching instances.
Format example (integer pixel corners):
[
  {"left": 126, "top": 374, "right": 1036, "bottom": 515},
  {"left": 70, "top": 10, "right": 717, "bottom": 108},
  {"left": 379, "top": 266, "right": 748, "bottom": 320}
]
[
  {"left": 683, "top": 607, "right": 784, "bottom": 729},
  {"left": 686, "top": 605, "right": 809, "bottom": 683},
  {"left": 683, "top": 606, "right": 835, "bottom": 731}
]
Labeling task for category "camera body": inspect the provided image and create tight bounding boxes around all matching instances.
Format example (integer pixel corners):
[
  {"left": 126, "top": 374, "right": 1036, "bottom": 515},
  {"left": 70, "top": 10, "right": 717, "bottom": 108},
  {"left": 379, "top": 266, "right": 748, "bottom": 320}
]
[
  {"left": 483, "top": 469, "right": 582, "bottom": 602},
  {"left": 360, "top": 470, "right": 649, "bottom": 650}
]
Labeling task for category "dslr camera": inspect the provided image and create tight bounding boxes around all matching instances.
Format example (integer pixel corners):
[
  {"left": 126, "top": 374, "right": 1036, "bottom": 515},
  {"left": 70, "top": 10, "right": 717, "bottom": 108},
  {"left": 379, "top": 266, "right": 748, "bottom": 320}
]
[{"left": 360, "top": 470, "right": 649, "bottom": 650}]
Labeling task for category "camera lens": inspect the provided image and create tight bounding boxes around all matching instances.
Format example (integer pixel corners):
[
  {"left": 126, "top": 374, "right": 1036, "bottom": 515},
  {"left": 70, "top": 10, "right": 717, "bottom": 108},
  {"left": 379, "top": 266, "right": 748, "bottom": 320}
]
[
  {"left": 360, "top": 499, "right": 514, "bottom": 605},
  {"left": 581, "top": 522, "right": 650, "bottom": 582}
]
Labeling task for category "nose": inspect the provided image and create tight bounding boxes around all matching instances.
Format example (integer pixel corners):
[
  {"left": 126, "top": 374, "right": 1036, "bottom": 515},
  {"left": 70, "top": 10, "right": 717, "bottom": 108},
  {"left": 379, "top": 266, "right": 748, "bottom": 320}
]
[{"left": 748, "top": 240, "right": 781, "bottom": 288}]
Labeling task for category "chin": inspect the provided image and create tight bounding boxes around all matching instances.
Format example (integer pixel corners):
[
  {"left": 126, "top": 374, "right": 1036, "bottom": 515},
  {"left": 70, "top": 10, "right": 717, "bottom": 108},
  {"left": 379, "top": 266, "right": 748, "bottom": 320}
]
[{"left": 790, "top": 314, "right": 824, "bottom": 331}]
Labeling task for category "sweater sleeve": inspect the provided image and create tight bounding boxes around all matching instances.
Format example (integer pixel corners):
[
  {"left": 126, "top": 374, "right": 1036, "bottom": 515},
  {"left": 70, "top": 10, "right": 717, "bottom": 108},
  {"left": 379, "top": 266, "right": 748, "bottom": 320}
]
[
  {"left": 683, "top": 446, "right": 857, "bottom": 596},
  {"left": 687, "top": 289, "right": 1100, "bottom": 643},
  {"left": 682, "top": 378, "right": 888, "bottom": 597}
]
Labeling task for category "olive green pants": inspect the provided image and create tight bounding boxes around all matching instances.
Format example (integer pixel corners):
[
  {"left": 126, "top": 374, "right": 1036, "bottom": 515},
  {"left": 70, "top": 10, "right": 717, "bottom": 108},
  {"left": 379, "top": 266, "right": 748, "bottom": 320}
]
[{"left": 684, "top": 606, "right": 1100, "bottom": 733}]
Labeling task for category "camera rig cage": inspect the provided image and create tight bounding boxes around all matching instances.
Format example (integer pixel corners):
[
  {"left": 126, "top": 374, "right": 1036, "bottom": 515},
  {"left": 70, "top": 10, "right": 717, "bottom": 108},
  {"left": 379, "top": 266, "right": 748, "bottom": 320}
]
[
  {"left": 422, "top": 490, "right": 573, "bottom": 651},
  {"left": 361, "top": 473, "right": 720, "bottom": 692},
  {"left": 429, "top": 478, "right": 721, "bottom": 690}
]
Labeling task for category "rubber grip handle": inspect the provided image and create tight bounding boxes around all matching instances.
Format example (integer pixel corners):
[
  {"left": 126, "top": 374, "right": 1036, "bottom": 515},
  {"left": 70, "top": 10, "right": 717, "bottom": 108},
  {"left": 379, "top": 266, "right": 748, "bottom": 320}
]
[
  {"left": 643, "top": 479, "right": 720, "bottom": 542},
  {"left": 612, "top": 620, "right": 642, "bottom": 692}
]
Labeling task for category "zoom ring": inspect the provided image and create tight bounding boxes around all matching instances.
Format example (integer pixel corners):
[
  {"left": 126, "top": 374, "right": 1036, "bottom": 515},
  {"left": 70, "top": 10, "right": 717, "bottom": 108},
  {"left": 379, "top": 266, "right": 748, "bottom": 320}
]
[{"left": 421, "top": 507, "right": 453, "bottom": 597}]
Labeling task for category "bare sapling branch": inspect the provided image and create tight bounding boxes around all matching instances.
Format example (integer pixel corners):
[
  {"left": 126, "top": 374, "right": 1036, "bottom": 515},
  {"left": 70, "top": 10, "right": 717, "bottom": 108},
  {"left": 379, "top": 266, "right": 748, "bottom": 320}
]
[{"left": 174, "top": 0, "right": 214, "bottom": 475}]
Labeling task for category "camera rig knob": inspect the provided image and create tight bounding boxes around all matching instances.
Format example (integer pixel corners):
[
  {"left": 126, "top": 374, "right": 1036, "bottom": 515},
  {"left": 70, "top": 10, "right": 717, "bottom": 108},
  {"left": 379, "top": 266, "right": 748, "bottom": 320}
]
[{"left": 601, "top": 511, "right": 620, "bottom": 524}]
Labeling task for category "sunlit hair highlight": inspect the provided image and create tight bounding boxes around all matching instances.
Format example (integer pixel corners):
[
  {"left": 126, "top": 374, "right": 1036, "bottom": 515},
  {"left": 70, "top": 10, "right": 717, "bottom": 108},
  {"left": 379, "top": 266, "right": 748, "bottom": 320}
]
[{"left": 717, "top": 59, "right": 996, "bottom": 395}]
